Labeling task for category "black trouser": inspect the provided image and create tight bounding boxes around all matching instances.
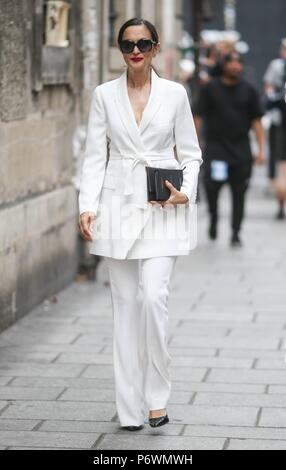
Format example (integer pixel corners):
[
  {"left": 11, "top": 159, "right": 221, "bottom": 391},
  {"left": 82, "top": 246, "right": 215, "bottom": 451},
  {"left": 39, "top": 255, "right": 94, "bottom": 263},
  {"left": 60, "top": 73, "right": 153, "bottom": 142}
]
[{"left": 203, "top": 161, "right": 252, "bottom": 235}]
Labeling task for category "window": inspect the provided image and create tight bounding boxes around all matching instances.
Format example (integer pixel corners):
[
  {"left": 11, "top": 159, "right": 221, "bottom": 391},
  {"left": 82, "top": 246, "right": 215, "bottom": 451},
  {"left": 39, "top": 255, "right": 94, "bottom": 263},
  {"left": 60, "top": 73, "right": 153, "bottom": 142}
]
[
  {"left": 135, "top": 0, "right": 142, "bottom": 18},
  {"left": 31, "top": 0, "right": 80, "bottom": 89},
  {"left": 44, "top": 0, "right": 71, "bottom": 47},
  {"left": 109, "top": 0, "right": 118, "bottom": 47}
]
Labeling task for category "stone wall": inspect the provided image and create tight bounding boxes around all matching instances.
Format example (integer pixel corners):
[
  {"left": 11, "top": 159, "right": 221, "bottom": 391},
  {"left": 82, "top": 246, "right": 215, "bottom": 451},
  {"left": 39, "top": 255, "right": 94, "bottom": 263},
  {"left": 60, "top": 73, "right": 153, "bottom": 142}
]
[{"left": 0, "top": 0, "right": 80, "bottom": 332}]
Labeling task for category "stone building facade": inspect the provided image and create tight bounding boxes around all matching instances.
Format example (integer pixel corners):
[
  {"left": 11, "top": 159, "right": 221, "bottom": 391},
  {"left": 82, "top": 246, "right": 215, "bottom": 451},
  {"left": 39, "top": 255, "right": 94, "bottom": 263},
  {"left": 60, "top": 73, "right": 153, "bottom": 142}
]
[{"left": 0, "top": 0, "right": 184, "bottom": 332}]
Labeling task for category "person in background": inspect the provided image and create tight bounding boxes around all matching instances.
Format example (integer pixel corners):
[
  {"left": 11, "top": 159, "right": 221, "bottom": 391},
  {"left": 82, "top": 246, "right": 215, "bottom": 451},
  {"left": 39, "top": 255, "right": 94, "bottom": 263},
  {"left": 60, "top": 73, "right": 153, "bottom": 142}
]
[
  {"left": 199, "top": 39, "right": 235, "bottom": 85},
  {"left": 194, "top": 51, "right": 266, "bottom": 247},
  {"left": 263, "top": 38, "right": 286, "bottom": 220},
  {"left": 208, "top": 39, "right": 236, "bottom": 79}
]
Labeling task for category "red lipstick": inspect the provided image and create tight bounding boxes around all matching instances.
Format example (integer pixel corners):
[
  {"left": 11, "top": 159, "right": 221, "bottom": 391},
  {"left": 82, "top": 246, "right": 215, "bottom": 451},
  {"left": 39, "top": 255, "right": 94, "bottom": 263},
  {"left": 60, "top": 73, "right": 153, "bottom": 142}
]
[{"left": 131, "top": 57, "right": 143, "bottom": 62}]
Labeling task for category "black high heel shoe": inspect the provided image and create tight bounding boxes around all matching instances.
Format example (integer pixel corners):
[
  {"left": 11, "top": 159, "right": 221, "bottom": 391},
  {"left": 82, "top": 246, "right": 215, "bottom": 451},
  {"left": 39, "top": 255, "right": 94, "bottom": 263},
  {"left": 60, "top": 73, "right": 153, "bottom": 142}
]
[
  {"left": 121, "top": 424, "right": 144, "bottom": 431},
  {"left": 149, "top": 412, "right": 169, "bottom": 428}
]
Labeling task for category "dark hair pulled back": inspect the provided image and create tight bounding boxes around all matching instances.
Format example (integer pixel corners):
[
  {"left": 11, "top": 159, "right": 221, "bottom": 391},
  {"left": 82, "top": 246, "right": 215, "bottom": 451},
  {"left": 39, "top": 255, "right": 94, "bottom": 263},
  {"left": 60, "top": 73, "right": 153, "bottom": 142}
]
[
  {"left": 117, "top": 18, "right": 160, "bottom": 76},
  {"left": 117, "top": 17, "right": 159, "bottom": 45}
]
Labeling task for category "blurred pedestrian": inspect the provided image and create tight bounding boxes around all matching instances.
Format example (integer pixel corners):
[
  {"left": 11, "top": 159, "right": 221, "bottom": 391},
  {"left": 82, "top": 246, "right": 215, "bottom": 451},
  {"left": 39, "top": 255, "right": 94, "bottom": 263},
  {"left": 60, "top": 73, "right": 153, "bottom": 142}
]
[
  {"left": 194, "top": 51, "right": 266, "bottom": 247},
  {"left": 199, "top": 36, "right": 236, "bottom": 84},
  {"left": 208, "top": 39, "right": 236, "bottom": 79},
  {"left": 263, "top": 38, "right": 286, "bottom": 219}
]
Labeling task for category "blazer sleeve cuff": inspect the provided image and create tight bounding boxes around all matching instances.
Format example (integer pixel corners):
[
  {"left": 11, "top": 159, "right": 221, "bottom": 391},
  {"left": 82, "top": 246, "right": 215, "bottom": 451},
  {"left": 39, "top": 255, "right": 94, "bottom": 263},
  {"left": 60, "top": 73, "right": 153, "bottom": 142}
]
[
  {"left": 79, "top": 206, "right": 98, "bottom": 217},
  {"left": 180, "top": 160, "right": 201, "bottom": 203}
]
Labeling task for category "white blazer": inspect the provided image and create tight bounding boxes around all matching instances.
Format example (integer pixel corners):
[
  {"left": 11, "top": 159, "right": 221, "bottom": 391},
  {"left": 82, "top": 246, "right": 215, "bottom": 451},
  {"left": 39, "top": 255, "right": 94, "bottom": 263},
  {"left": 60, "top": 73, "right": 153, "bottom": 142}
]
[{"left": 78, "top": 67, "right": 203, "bottom": 259}]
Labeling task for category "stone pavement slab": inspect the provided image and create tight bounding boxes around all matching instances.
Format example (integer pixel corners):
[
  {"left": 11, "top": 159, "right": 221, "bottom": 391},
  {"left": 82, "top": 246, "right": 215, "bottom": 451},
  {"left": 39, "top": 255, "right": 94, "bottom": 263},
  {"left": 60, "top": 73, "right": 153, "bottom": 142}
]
[
  {"left": 227, "top": 439, "right": 286, "bottom": 450},
  {"left": 0, "top": 430, "right": 98, "bottom": 449},
  {"left": 96, "top": 434, "right": 225, "bottom": 450}
]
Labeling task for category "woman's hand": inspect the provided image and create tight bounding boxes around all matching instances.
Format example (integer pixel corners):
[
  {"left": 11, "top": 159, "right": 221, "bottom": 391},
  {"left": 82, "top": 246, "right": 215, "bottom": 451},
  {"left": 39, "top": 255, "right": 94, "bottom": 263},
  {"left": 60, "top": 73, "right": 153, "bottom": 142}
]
[
  {"left": 79, "top": 212, "right": 96, "bottom": 241},
  {"left": 150, "top": 180, "right": 189, "bottom": 208}
]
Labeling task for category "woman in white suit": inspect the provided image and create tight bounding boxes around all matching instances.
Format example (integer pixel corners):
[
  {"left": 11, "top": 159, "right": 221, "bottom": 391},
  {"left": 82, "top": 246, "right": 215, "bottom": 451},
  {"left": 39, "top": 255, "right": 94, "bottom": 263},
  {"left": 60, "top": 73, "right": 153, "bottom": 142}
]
[{"left": 79, "top": 18, "right": 203, "bottom": 431}]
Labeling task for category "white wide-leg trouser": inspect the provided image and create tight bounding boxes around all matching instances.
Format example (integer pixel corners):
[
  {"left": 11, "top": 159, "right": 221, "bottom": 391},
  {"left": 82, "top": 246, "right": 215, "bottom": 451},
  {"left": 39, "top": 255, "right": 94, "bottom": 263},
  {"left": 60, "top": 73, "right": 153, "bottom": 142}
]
[{"left": 105, "top": 256, "right": 177, "bottom": 427}]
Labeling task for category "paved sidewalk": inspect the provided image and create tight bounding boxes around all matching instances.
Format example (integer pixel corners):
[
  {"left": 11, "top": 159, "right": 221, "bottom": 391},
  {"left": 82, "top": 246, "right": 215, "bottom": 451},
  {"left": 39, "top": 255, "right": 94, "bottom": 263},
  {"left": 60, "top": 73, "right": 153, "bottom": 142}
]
[{"left": 0, "top": 166, "right": 286, "bottom": 450}]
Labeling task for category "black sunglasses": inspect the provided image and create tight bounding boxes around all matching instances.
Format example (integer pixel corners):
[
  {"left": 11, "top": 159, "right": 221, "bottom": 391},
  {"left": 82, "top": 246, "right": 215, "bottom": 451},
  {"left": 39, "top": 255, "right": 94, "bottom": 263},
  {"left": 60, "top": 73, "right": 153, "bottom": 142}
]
[{"left": 119, "top": 38, "right": 157, "bottom": 54}]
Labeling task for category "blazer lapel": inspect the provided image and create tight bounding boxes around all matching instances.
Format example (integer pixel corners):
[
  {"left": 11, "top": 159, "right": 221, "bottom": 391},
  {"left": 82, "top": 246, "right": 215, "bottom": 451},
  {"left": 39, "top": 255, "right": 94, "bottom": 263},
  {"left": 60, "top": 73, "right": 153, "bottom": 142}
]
[
  {"left": 139, "top": 68, "right": 161, "bottom": 134},
  {"left": 114, "top": 67, "right": 162, "bottom": 150}
]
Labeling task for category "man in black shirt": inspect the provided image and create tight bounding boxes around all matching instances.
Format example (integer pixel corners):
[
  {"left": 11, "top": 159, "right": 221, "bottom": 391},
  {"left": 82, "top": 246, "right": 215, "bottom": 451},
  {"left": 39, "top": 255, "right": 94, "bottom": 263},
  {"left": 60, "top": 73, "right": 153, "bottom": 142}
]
[{"left": 194, "top": 51, "right": 266, "bottom": 247}]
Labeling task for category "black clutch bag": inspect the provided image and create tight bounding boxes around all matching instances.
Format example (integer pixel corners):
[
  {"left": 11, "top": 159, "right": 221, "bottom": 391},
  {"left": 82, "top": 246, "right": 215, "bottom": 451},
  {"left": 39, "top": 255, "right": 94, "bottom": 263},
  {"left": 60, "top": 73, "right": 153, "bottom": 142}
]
[{"left": 145, "top": 166, "right": 186, "bottom": 201}]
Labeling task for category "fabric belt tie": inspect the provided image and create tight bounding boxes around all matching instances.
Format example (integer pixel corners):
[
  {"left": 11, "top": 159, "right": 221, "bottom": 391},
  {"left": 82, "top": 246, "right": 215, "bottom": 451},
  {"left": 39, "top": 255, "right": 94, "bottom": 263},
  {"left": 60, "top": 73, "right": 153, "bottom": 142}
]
[{"left": 108, "top": 151, "right": 176, "bottom": 201}]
